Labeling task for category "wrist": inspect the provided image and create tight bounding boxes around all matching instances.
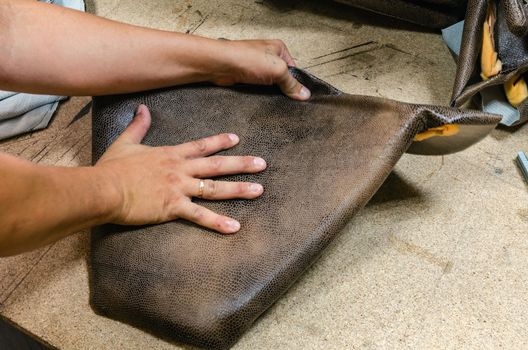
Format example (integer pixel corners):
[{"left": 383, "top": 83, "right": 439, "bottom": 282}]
[
  {"left": 86, "top": 166, "right": 124, "bottom": 225},
  {"left": 45, "top": 165, "right": 123, "bottom": 227},
  {"left": 192, "top": 37, "right": 240, "bottom": 85}
]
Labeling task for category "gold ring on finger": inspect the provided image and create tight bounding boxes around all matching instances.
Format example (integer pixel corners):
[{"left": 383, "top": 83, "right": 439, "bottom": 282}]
[{"left": 198, "top": 179, "right": 205, "bottom": 198}]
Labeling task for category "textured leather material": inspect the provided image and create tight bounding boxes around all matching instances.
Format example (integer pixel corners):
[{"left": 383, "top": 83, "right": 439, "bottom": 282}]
[
  {"left": 497, "top": 1, "right": 528, "bottom": 69},
  {"left": 504, "top": 0, "right": 528, "bottom": 36},
  {"left": 89, "top": 68, "right": 500, "bottom": 349},
  {"left": 335, "top": 0, "right": 467, "bottom": 29},
  {"left": 451, "top": 0, "right": 528, "bottom": 125}
]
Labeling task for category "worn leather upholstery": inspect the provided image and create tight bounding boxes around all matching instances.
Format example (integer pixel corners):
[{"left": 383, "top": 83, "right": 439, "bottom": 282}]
[
  {"left": 335, "top": 0, "right": 467, "bottom": 28},
  {"left": 451, "top": 0, "right": 528, "bottom": 124},
  {"left": 90, "top": 68, "right": 500, "bottom": 349}
]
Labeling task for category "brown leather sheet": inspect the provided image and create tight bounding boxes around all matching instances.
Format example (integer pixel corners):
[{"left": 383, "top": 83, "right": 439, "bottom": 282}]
[{"left": 90, "top": 68, "right": 500, "bottom": 349}]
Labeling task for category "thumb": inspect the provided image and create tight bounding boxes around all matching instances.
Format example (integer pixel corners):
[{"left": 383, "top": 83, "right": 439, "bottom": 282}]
[
  {"left": 115, "top": 104, "right": 152, "bottom": 145},
  {"left": 276, "top": 69, "right": 311, "bottom": 101}
]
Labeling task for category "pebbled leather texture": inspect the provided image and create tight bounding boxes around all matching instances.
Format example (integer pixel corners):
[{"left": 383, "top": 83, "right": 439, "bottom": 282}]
[
  {"left": 498, "top": 0, "right": 528, "bottom": 69},
  {"left": 89, "top": 68, "right": 500, "bottom": 349},
  {"left": 335, "top": 0, "right": 467, "bottom": 29},
  {"left": 504, "top": 0, "right": 528, "bottom": 36},
  {"left": 451, "top": 0, "right": 528, "bottom": 125}
]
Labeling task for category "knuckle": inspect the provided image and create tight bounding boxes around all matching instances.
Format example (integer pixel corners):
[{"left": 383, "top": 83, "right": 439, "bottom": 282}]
[
  {"left": 158, "top": 146, "right": 175, "bottom": 158},
  {"left": 204, "top": 179, "right": 218, "bottom": 198},
  {"left": 191, "top": 206, "right": 205, "bottom": 221},
  {"left": 264, "top": 43, "right": 276, "bottom": 53},
  {"left": 159, "top": 146, "right": 183, "bottom": 162},
  {"left": 270, "top": 39, "right": 284, "bottom": 49},
  {"left": 245, "top": 156, "right": 256, "bottom": 169},
  {"left": 192, "top": 138, "right": 208, "bottom": 153},
  {"left": 239, "top": 182, "right": 249, "bottom": 195},
  {"left": 165, "top": 171, "right": 182, "bottom": 185},
  {"left": 208, "top": 157, "right": 223, "bottom": 171},
  {"left": 273, "top": 61, "right": 289, "bottom": 79}
]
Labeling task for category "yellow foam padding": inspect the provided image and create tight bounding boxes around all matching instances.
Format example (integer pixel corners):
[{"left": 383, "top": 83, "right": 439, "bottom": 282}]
[
  {"left": 413, "top": 124, "right": 460, "bottom": 141},
  {"left": 481, "top": 1, "right": 502, "bottom": 80},
  {"left": 504, "top": 75, "right": 528, "bottom": 107}
]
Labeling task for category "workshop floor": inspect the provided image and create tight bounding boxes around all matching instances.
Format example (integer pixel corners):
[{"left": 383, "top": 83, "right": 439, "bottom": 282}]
[{"left": 1, "top": 1, "right": 528, "bottom": 349}]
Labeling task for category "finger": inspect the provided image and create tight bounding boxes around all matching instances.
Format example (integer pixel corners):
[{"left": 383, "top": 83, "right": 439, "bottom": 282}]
[
  {"left": 176, "top": 133, "right": 240, "bottom": 159},
  {"left": 280, "top": 45, "right": 297, "bottom": 67},
  {"left": 189, "top": 179, "right": 264, "bottom": 200},
  {"left": 177, "top": 201, "right": 241, "bottom": 234},
  {"left": 114, "top": 104, "right": 152, "bottom": 145},
  {"left": 187, "top": 156, "right": 266, "bottom": 177},
  {"left": 276, "top": 68, "right": 311, "bottom": 101}
]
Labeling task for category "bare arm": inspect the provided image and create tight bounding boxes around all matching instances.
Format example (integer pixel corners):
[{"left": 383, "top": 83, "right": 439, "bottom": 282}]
[{"left": 0, "top": 0, "right": 310, "bottom": 99}]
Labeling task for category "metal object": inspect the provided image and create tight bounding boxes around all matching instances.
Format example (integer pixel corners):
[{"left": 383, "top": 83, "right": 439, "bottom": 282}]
[
  {"left": 198, "top": 179, "right": 205, "bottom": 198},
  {"left": 517, "top": 151, "right": 528, "bottom": 183},
  {"left": 407, "top": 123, "right": 497, "bottom": 155}
]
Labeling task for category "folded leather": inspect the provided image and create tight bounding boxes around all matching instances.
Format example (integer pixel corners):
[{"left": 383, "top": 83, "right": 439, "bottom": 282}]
[
  {"left": 335, "top": 0, "right": 467, "bottom": 28},
  {"left": 451, "top": 0, "right": 528, "bottom": 125},
  {"left": 89, "top": 68, "right": 500, "bottom": 349},
  {"left": 503, "top": 0, "right": 528, "bottom": 36}
]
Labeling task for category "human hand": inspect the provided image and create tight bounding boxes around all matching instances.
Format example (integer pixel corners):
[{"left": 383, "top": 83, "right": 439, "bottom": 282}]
[
  {"left": 96, "top": 104, "right": 266, "bottom": 234},
  {"left": 212, "top": 39, "right": 311, "bottom": 101}
]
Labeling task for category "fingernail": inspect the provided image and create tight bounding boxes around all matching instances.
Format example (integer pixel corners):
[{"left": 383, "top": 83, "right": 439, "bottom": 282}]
[
  {"left": 299, "top": 86, "right": 311, "bottom": 100},
  {"left": 225, "top": 220, "right": 241, "bottom": 232},
  {"left": 135, "top": 104, "right": 147, "bottom": 116},
  {"left": 228, "top": 133, "right": 239, "bottom": 144},
  {"left": 249, "top": 183, "right": 263, "bottom": 194},
  {"left": 253, "top": 157, "right": 266, "bottom": 168}
]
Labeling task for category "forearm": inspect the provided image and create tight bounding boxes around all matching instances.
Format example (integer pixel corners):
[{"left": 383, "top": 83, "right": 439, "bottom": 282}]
[
  {"left": 0, "top": 153, "right": 117, "bottom": 256},
  {"left": 0, "top": 0, "right": 233, "bottom": 95}
]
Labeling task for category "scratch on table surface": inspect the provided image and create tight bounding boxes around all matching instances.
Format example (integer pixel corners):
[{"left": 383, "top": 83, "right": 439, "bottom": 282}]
[
  {"left": 69, "top": 137, "right": 91, "bottom": 165},
  {"left": 186, "top": 14, "right": 209, "bottom": 34},
  {"left": 311, "top": 41, "right": 377, "bottom": 60},
  {"left": 30, "top": 145, "right": 49, "bottom": 162},
  {"left": 303, "top": 41, "right": 382, "bottom": 70},
  {"left": 16, "top": 140, "right": 39, "bottom": 157},
  {"left": 425, "top": 155, "right": 445, "bottom": 180},
  {"left": 389, "top": 234, "right": 453, "bottom": 273},
  {"left": 384, "top": 43, "right": 436, "bottom": 66},
  {"left": 324, "top": 70, "right": 359, "bottom": 78},
  {"left": 57, "top": 136, "right": 85, "bottom": 161},
  {"left": 0, "top": 244, "right": 54, "bottom": 305}
]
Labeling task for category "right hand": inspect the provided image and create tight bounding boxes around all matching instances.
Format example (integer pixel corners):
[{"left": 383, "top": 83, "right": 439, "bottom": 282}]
[
  {"left": 211, "top": 39, "right": 311, "bottom": 101},
  {"left": 96, "top": 104, "right": 266, "bottom": 234}
]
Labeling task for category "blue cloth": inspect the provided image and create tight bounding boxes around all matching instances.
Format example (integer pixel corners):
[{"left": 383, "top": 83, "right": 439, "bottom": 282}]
[
  {"left": 442, "top": 21, "right": 520, "bottom": 126},
  {"left": 0, "top": 0, "right": 85, "bottom": 140},
  {"left": 40, "top": 0, "right": 85, "bottom": 11}
]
